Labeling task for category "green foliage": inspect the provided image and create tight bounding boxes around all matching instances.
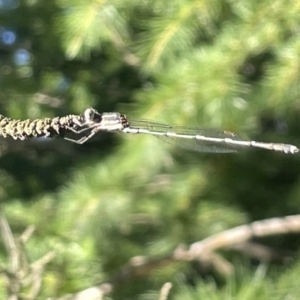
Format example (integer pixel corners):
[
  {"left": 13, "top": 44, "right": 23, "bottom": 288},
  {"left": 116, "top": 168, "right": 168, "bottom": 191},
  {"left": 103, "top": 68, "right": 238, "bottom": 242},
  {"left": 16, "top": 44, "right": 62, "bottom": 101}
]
[
  {"left": 0, "top": 0, "right": 300, "bottom": 299},
  {"left": 174, "top": 262, "right": 300, "bottom": 300}
]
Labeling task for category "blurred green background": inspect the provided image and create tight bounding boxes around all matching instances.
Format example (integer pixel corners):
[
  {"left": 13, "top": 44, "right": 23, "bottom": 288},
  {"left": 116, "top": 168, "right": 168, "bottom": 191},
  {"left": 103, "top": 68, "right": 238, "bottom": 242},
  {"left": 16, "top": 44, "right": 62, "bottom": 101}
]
[{"left": 1, "top": 0, "right": 300, "bottom": 299}]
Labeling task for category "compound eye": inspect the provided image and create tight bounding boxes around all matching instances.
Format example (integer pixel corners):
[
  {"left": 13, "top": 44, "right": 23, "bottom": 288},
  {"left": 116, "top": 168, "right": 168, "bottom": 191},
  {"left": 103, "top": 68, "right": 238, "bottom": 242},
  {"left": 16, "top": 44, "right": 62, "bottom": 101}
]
[{"left": 83, "top": 108, "right": 95, "bottom": 123}]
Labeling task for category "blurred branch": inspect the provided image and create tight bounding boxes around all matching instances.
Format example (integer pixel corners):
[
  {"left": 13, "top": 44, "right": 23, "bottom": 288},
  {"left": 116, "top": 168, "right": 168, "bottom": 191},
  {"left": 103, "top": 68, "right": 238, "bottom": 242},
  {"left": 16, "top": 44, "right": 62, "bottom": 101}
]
[
  {"left": 229, "top": 241, "right": 294, "bottom": 263},
  {"left": 19, "top": 225, "right": 35, "bottom": 244},
  {"left": 54, "top": 284, "right": 112, "bottom": 300},
  {"left": 159, "top": 282, "right": 172, "bottom": 300},
  {"left": 110, "top": 34, "right": 140, "bottom": 67},
  {"left": 33, "top": 93, "right": 64, "bottom": 108},
  {"left": 0, "top": 211, "right": 56, "bottom": 300},
  {"left": 187, "top": 215, "right": 300, "bottom": 255},
  {"left": 0, "top": 210, "right": 20, "bottom": 300},
  {"left": 55, "top": 214, "right": 300, "bottom": 299}
]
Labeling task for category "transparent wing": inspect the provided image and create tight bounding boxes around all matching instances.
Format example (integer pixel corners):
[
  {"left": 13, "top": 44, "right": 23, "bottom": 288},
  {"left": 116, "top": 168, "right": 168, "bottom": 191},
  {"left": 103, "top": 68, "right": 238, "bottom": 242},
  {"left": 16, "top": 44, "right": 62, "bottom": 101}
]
[{"left": 128, "top": 120, "right": 244, "bottom": 153}]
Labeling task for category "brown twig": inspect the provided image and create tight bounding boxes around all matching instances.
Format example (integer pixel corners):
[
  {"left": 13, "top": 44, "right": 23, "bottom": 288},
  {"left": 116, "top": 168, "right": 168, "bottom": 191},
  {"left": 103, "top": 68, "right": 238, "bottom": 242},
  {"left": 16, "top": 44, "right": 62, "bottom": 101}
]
[
  {"left": 0, "top": 210, "right": 20, "bottom": 300},
  {"left": 229, "top": 241, "right": 294, "bottom": 263},
  {"left": 55, "top": 214, "right": 300, "bottom": 300},
  {"left": 159, "top": 282, "right": 172, "bottom": 300},
  {"left": 186, "top": 215, "right": 300, "bottom": 257},
  {"left": 0, "top": 211, "right": 56, "bottom": 300},
  {"left": 114, "top": 215, "right": 300, "bottom": 283}
]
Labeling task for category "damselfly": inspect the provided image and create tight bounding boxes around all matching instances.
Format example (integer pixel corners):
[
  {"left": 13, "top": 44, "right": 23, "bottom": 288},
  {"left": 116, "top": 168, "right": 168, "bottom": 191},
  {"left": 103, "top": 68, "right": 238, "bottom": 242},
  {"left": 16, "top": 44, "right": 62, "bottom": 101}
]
[{"left": 67, "top": 108, "right": 299, "bottom": 154}]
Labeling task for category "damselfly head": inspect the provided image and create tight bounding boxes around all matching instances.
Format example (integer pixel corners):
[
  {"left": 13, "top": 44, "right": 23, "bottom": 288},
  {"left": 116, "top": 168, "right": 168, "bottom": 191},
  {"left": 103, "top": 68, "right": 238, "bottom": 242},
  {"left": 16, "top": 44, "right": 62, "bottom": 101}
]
[{"left": 82, "top": 108, "right": 102, "bottom": 124}]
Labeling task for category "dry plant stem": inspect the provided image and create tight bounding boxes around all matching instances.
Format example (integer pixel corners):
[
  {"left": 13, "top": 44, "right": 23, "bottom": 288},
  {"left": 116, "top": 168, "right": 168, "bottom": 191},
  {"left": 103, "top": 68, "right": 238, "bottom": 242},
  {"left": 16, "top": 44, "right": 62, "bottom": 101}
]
[
  {"left": 23, "top": 251, "right": 56, "bottom": 300},
  {"left": 0, "top": 211, "right": 56, "bottom": 300},
  {"left": 19, "top": 225, "right": 35, "bottom": 243},
  {"left": 187, "top": 215, "right": 300, "bottom": 257},
  {"left": 0, "top": 114, "right": 82, "bottom": 141},
  {"left": 159, "top": 282, "right": 172, "bottom": 300},
  {"left": 55, "top": 214, "right": 300, "bottom": 300},
  {"left": 230, "top": 241, "right": 294, "bottom": 263},
  {"left": 0, "top": 212, "right": 19, "bottom": 273},
  {"left": 0, "top": 211, "right": 20, "bottom": 300},
  {"left": 107, "top": 215, "right": 300, "bottom": 287},
  {"left": 54, "top": 284, "right": 112, "bottom": 300}
]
